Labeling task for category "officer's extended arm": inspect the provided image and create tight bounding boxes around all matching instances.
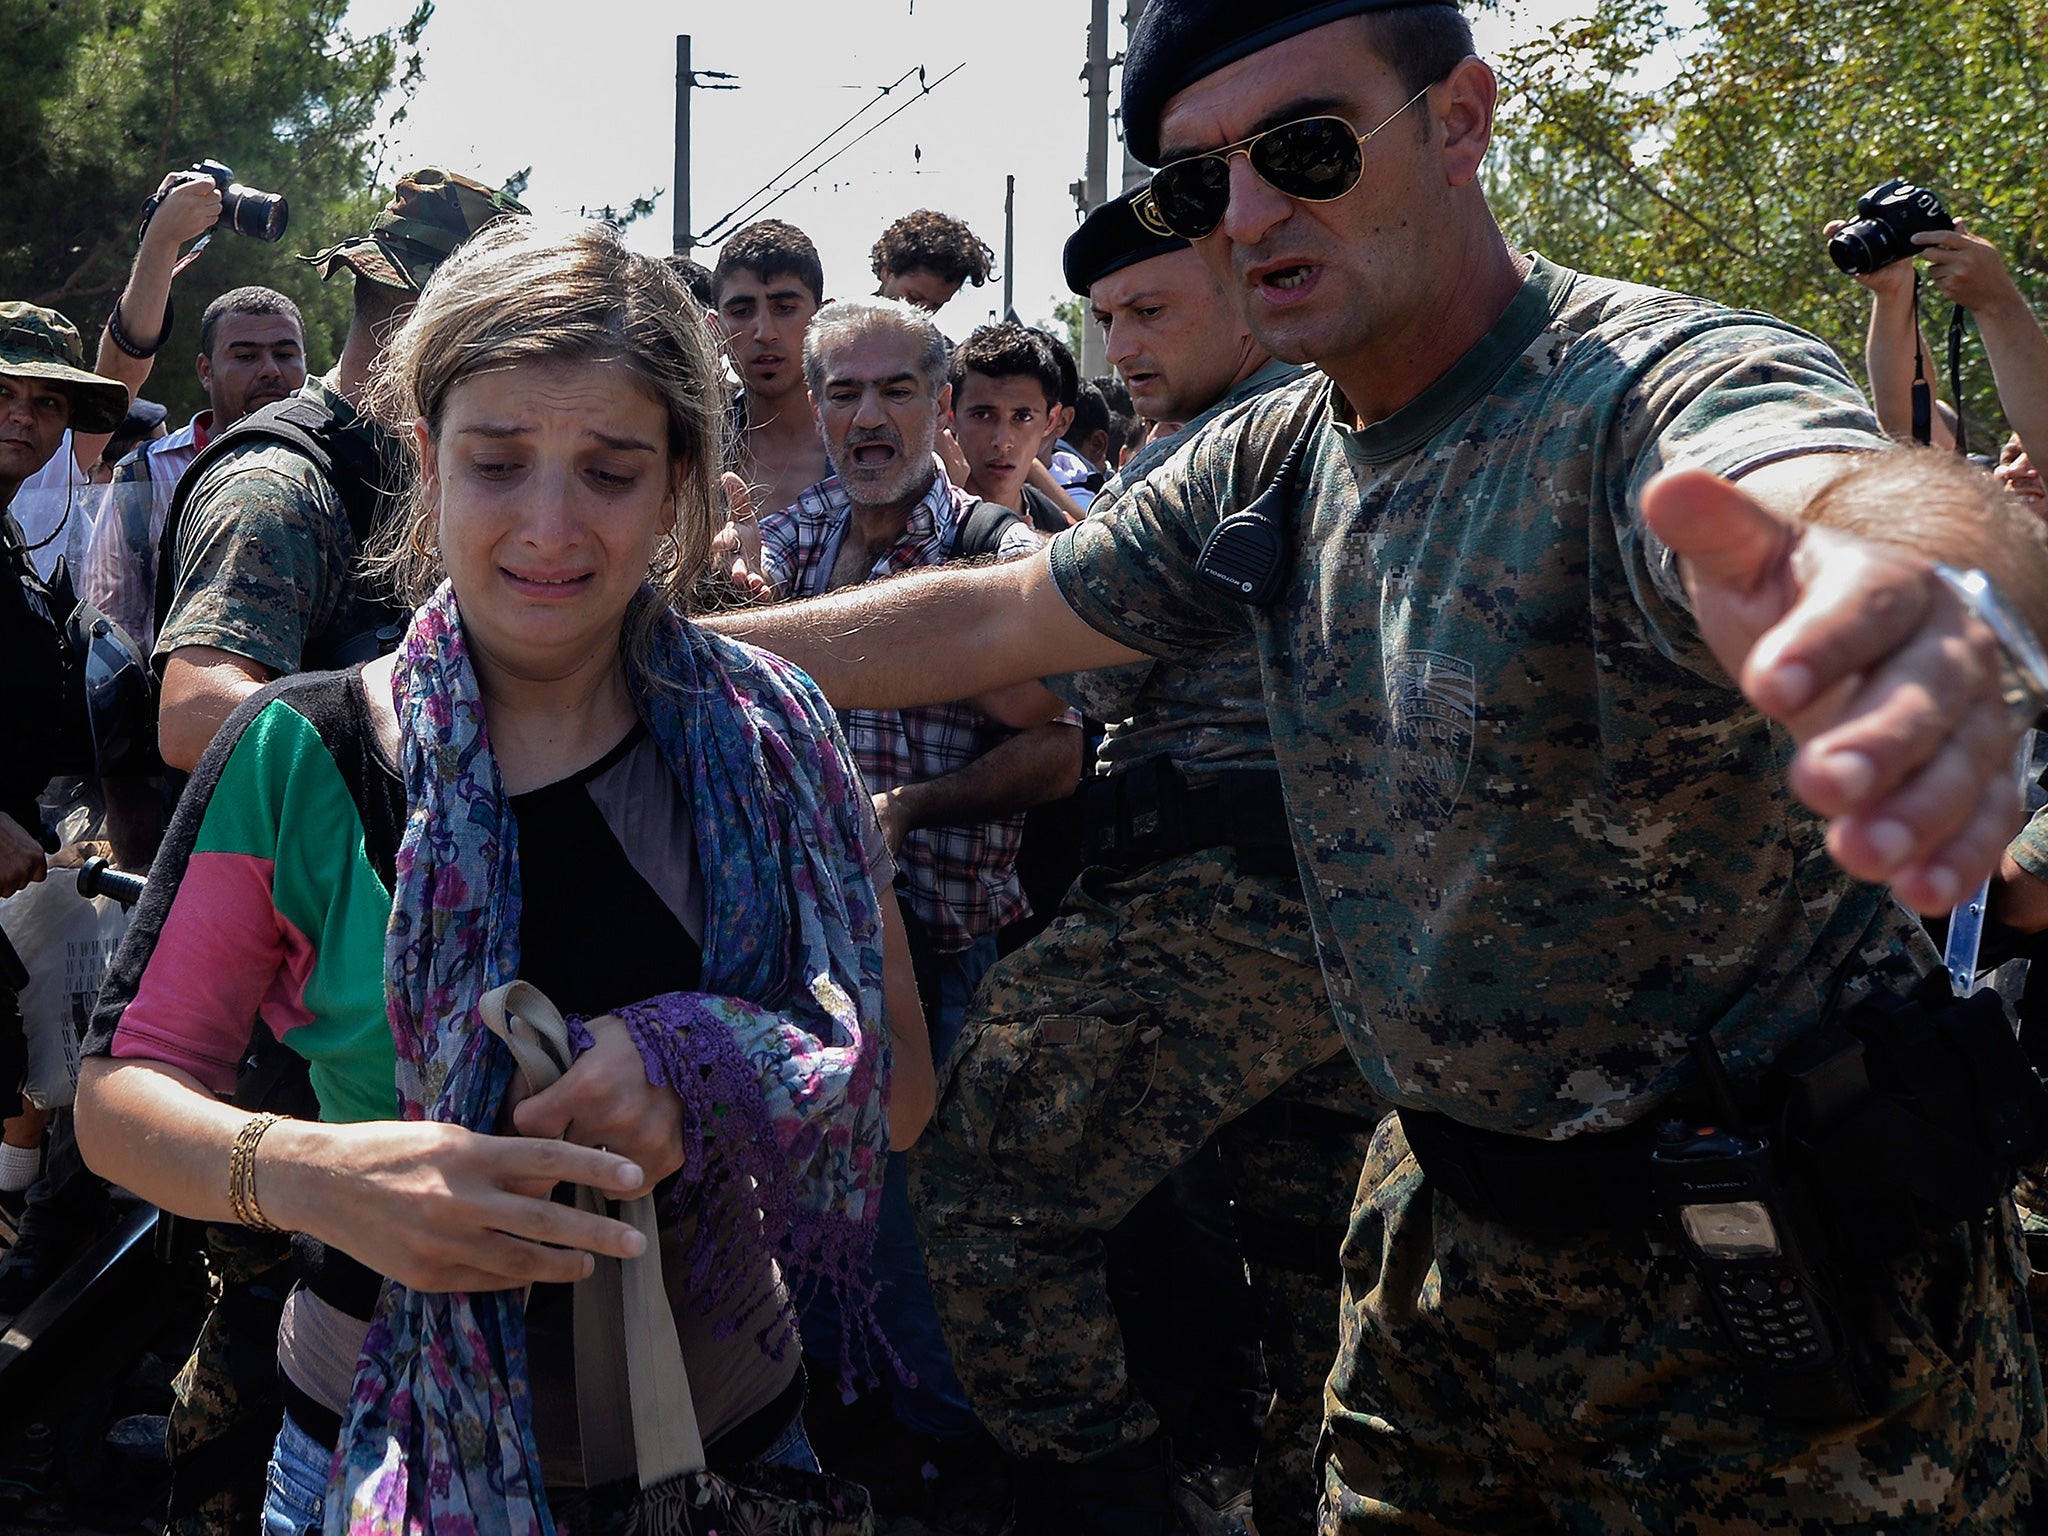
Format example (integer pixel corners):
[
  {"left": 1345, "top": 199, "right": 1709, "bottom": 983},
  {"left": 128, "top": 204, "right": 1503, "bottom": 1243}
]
[
  {"left": 1645, "top": 450, "right": 2048, "bottom": 918},
  {"left": 702, "top": 546, "right": 1141, "bottom": 711}
]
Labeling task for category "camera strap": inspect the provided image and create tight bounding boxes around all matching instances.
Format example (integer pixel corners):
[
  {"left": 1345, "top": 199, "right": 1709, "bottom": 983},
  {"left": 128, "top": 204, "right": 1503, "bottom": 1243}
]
[
  {"left": 1946, "top": 301, "right": 1969, "bottom": 458},
  {"left": 1908, "top": 268, "right": 1970, "bottom": 457},
  {"left": 1911, "top": 271, "right": 1932, "bottom": 446}
]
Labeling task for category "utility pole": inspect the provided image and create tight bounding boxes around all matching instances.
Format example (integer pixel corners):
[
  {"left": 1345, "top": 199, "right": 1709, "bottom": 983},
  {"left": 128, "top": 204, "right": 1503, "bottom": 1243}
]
[
  {"left": 1077, "top": 0, "right": 1112, "bottom": 376},
  {"left": 674, "top": 36, "right": 692, "bottom": 255},
  {"left": 1003, "top": 174, "right": 1017, "bottom": 319},
  {"left": 672, "top": 36, "right": 738, "bottom": 256}
]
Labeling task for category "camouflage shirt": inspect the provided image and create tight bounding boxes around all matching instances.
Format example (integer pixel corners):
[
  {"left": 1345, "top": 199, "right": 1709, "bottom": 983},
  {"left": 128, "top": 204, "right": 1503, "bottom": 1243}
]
[
  {"left": 1048, "top": 255, "right": 1935, "bottom": 1137},
  {"left": 1052, "top": 358, "right": 1308, "bottom": 782},
  {"left": 154, "top": 375, "right": 397, "bottom": 675},
  {"left": 2008, "top": 805, "right": 2048, "bottom": 883}
]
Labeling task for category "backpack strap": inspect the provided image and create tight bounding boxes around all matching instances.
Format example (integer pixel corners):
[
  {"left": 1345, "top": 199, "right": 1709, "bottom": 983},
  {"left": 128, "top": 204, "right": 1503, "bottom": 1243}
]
[
  {"left": 153, "top": 393, "right": 387, "bottom": 651},
  {"left": 949, "top": 497, "right": 1027, "bottom": 562}
]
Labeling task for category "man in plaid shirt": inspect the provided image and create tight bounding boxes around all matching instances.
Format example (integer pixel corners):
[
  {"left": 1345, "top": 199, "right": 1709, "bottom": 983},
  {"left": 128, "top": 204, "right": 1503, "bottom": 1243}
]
[{"left": 756, "top": 295, "right": 1081, "bottom": 1472}]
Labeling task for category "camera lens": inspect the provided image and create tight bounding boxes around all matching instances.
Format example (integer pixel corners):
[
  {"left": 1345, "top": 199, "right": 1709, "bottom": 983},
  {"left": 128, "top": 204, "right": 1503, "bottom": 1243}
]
[
  {"left": 222, "top": 186, "right": 289, "bottom": 243},
  {"left": 1828, "top": 219, "right": 1897, "bottom": 276}
]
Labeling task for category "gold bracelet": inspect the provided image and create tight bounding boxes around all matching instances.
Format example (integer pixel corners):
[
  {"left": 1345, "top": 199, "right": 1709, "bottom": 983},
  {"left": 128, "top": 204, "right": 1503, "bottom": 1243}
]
[{"left": 227, "top": 1112, "right": 286, "bottom": 1233}]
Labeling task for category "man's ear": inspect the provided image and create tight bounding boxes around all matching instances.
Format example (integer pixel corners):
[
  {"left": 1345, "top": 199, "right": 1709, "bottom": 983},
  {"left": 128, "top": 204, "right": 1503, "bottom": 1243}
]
[
  {"left": 1050, "top": 402, "right": 1075, "bottom": 441},
  {"left": 1436, "top": 56, "right": 1498, "bottom": 190},
  {"left": 195, "top": 352, "right": 213, "bottom": 392},
  {"left": 936, "top": 381, "right": 953, "bottom": 421}
]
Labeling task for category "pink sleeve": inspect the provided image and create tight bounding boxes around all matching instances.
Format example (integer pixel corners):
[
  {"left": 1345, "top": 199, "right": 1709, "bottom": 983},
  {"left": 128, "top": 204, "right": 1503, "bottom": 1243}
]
[{"left": 112, "top": 850, "right": 317, "bottom": 1094}]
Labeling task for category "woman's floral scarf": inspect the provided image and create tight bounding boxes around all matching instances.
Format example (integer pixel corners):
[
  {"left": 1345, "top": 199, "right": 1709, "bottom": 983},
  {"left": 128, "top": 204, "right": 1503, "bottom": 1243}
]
[{"left": 323, "top": 581, "right": 891, "bottom": 1536}]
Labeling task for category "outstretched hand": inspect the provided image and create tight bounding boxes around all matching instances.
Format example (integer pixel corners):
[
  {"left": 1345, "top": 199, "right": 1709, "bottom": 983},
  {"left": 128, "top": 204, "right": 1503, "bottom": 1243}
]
[
  {"left": 711, "top": 471, "right": 771, "bottom": 601},
  {"left": 1642, "top": 468, "right": 2022, "bottom": 915}
]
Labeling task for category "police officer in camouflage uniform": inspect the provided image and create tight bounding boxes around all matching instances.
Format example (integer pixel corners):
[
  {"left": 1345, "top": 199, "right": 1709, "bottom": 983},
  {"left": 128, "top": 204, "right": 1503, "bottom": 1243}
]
[
  {"left": 906, "top": 192, "right": 1380, "bottom": 1536},
  {"left": 144, "top": 168, "right": 523, "bottom": 1536},
  {"left": 710, "top": 2, "right": 2048, "bottom": 1528}
]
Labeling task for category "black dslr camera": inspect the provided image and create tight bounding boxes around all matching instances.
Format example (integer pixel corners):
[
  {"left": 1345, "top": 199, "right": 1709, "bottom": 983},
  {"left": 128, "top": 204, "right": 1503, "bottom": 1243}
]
[
  {"left": 139, "top": 160, "right": 289, "bottom": 245},
  {"left": 1828, "top": 179, "right": 1952, "bottom": 275},
  {"left": 189, "top": 160, "right": 289, "bottom": 242}
]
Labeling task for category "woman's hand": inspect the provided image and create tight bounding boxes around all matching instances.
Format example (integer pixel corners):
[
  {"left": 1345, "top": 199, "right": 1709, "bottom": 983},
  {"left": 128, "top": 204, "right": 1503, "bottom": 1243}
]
[
  {"left": 510, "top": 1016, "right": 685, "bottom": 1199},
  {"left": 268, "top": 1116, "right": 650, "bottom": 1293}
]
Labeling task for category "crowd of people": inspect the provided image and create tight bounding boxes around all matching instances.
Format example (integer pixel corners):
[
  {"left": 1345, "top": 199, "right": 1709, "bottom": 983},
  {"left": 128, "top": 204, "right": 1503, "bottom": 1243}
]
[{"left": 7, "top": 1, "right": 2048, "bottom": 1533}]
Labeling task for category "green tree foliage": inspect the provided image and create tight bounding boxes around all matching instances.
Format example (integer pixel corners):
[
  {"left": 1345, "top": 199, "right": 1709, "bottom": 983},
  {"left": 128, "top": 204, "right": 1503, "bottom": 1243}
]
[
  {"left": 0, "top": 0, "right": 433, "bottom": 419},
  {"left": 1487, "top": 0, "right": 2048, "bottom": 443},
  {"left": 1049, "top": 294, "right": 1085, "bottom": 361}
]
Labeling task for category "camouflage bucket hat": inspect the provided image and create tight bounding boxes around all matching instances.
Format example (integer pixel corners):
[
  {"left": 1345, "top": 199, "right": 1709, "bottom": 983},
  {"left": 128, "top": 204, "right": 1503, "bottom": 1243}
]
[
  {"left": 0, "top": 301, "right": 131, "bottom": 434},
  {"left": 302, "top": 167, "right": 530, "bottom": 294}
]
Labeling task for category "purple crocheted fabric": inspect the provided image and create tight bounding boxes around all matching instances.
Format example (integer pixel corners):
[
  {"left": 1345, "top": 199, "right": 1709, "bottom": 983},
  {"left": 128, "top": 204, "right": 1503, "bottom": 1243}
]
[{"left": 603, "top": 990, "right": 896, "bottom": 1379}]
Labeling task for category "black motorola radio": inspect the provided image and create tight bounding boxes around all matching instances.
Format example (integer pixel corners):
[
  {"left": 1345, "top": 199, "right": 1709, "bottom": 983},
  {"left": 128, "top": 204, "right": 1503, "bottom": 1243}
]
[
  {"left": 1650, "top": 1032, "right": 1864, "bottom": 1419},
  {"left": 1195, "top": 423, "right": 1314, "bottom": 607}
]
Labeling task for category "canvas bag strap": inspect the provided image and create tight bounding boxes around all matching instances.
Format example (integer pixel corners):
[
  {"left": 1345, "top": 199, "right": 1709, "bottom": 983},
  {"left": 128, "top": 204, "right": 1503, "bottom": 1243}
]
[{"left": 477, "top": 983, "right": 707, "bottom": 1486}]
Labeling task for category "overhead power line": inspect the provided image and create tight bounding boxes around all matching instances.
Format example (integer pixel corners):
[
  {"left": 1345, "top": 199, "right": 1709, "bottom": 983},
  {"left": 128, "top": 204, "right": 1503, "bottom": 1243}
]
[
  {"left": 696, "top": 66, "right": 927, "bottom": 246},
  {"left": 696, "top": 62, "right": 965, "bottom": 246}
]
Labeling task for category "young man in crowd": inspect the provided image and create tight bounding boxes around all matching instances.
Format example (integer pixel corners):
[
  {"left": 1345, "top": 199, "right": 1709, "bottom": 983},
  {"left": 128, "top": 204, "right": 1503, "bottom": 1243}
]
[
  {"left": 949, "top": 322, "right": 1071, "bottom": 533},
  {"left": 871, "top": 208, "right": 996, "bottom": 318},
  {"left": 1065, "top": 380, "right": 1115, "bottom": 481},
  {"left": 709, "top": 2, "right": 2048, "bottom": 1528},
  {"left": 1036, "top": 329, "right": 1102, "bottom": 514},
  {"left": 1093, "top": 373, "right": 1139, "bottom": 469},
  {"left": 756, "top": 296, "right": 1082, "bottom": 1515},
  {"left": 714, "top": 219, "right": 832, "bottom": 521},
  {"left": 82, "top": 286, "right": 307, "bottom": 657}
]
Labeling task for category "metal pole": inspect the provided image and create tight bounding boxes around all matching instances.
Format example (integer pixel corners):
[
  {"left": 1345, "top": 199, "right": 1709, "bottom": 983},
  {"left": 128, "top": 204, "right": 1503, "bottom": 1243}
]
[
  {"left": 1004, "top": 174, "right": 1016, "bottom": 319},
  {"left": 1079, "top": 0, "right": 1111, "bottom": 376},
  {"left": 674, "top": 35, "right": 693, "bottom": 255}
]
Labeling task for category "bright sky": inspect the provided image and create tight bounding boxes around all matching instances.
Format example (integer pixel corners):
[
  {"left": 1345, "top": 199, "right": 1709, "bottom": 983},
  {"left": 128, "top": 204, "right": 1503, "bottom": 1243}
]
[{"left": 341, "top": 1, "right": 1610, "bottom": 340}]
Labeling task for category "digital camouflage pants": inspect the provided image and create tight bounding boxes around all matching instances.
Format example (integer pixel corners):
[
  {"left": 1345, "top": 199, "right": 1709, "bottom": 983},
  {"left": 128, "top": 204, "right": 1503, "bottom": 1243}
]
[
  {"left": 909, "top": 849, "right": 1382, "bottom": 1536},
  {"left": 1321, "top": 1114, "right": 2046, "bottom": 1534},
  {"left": 165, "top": 1223, "right": 295, "bottom": 1536}
]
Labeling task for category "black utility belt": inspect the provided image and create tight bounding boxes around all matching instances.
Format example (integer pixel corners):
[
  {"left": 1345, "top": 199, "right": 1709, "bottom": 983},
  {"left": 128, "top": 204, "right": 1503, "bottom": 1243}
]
[
  {"left": 1075, "top": 758, "right": 1294, "bottom": 876},
  {"left": 1397, "top": 1105, "right": 1669, "bottom": 1231},
  {"left": 1399, "top": 973, "right": 2048, "bottom": 1245},
  {"left": 1399, "top": 973, "right": 2048, "bottom": 1422}
]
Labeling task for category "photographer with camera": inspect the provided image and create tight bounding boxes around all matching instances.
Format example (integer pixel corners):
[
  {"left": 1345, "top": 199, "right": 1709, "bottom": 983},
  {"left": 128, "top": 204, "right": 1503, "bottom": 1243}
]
[
  {"left": 1826, "top": 182, "right": 2048, "bottom": 473},
  {"left": 8, "top": 171, "right": 232, "bottom": 581}
]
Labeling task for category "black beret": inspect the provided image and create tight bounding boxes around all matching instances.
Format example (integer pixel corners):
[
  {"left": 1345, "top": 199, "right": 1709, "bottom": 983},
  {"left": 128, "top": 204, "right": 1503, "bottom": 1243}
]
[
  {"left": 118, "top": 397, "right": 168, "bottom": 434},
  {"left": 1122, "top": 0, "right": 1460, "bottom": 165},
  {"left": 1063, "top": 190, "right": 1192, "bottom": 295}
]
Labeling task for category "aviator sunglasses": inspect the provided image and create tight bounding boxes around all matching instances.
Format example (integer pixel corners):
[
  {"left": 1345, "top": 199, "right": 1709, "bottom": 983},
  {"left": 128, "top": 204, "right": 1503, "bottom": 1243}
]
[{"left": 1145, "top": 83, "right": 1434, "bottom": 240}]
